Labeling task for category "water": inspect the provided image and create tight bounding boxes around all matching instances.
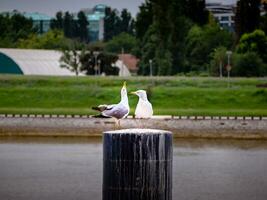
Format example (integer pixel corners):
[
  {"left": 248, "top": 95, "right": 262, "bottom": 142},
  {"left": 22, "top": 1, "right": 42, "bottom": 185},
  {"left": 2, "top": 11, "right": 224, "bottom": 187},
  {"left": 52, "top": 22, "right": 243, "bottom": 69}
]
[{"left": 0, "top": 137, "right": 267, "bottom": 200}]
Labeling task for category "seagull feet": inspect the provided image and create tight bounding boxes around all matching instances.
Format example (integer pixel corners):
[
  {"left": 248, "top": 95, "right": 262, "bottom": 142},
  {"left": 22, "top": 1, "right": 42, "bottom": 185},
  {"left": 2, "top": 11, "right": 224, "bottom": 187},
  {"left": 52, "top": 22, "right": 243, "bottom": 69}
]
[{"left": 114, "top": 119, "right": 121, "bottom": 129}]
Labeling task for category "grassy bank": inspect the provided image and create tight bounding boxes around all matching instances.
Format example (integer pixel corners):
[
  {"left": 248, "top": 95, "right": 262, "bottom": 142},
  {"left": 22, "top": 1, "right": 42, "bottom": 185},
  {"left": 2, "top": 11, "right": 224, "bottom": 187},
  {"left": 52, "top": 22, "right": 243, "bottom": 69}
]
[{"left": 0, "top": 75, "right": 267, "bottom": 116}]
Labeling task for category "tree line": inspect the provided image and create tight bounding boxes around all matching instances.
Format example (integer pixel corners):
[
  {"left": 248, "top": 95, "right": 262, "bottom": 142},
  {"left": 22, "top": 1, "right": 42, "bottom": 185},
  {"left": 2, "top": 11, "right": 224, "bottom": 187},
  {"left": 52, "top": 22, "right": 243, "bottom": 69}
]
[
  {"left": 134, "top": 0, "right": 267, "bottom": 77},
  {"left": 0, "top": 13, "right": 37, "bottom": 48},
  {"left": 49, "top": 8, "right": 135, "bottom": 43},
  {"left": 50, "top": 11, "right": 89, "bottom": 43},
  {"left": 1, "top": 1, "right": 267, "bottom": 77},
  {"left": 0, "top": 8, "right": 135, "bottom": 49}
]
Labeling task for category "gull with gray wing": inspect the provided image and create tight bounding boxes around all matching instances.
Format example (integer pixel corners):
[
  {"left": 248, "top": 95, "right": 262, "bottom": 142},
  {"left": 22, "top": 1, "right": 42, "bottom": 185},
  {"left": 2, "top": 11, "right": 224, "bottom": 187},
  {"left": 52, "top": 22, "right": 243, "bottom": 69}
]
[{"left": 92, "top": 82, "right": 130, "bottom": 127}]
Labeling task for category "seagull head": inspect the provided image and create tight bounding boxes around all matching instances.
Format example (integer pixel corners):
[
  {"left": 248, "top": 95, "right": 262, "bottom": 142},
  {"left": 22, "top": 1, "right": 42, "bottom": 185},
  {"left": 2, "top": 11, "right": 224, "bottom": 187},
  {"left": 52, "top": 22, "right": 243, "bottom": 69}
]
[
  {"left": 121, "top": 81, "right": 128, "bottom": 99},
  {"left": 131, "top": 90, "right": 148, "bottom": 101}
]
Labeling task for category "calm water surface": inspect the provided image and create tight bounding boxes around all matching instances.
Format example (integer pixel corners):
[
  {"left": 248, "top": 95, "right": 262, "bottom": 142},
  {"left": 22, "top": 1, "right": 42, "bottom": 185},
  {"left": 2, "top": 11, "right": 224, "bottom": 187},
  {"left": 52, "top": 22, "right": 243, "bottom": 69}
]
[{"left": 0, "top": 137, "right": 267, "bottom": 200}]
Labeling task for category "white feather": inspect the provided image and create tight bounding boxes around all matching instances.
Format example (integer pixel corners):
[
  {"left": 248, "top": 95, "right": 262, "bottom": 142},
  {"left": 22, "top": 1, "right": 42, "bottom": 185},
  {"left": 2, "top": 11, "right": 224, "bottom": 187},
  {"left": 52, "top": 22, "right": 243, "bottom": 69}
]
[{"left": 133, "top": 90, "right": 153, "bottom": 119}]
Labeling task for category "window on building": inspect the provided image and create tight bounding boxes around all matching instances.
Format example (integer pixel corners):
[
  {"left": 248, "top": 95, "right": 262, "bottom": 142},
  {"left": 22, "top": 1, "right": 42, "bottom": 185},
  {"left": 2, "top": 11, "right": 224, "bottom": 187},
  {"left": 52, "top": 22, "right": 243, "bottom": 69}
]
[
  {"left": 221, "top": 16, "right": 229, "bottom": 21},
  {"left": 222, "top": 23, "right": 229, "bottom": 28}
]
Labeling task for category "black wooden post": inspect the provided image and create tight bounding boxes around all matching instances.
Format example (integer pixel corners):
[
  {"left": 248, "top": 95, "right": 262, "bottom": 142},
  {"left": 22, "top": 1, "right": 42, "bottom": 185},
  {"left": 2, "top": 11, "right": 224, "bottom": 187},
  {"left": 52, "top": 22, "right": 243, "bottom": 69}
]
[{"left": 103, "top": 129, "right": 173, "bottom": 200}]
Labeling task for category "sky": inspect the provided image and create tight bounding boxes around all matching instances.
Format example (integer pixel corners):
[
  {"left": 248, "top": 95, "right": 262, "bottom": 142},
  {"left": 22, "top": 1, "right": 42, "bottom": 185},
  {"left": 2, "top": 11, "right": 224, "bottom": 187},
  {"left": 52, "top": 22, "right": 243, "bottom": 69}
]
[{"left": 0, "top": 0, "right": 237, "bottom": 17}]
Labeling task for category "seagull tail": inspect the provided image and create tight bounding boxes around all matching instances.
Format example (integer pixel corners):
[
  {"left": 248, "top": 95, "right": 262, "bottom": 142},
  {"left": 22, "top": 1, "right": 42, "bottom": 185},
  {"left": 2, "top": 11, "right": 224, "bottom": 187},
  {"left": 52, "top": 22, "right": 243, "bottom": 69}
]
[{"left": 92, "top": 106, "right": 101, "bottom": 111}]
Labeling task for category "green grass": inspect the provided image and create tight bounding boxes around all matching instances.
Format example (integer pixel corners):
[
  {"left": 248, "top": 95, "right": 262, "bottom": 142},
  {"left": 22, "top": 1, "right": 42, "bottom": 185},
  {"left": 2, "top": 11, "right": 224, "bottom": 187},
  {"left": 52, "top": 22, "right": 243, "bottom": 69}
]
[{"left": 0, "top": 75, "right": 267, "bottom": 116}]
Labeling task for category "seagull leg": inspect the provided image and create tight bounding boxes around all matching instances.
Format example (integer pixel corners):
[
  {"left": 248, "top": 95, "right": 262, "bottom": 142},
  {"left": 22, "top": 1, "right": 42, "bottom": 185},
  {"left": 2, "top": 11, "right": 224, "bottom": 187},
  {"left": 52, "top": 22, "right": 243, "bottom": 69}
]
[
  {"left": 114, "top": 119, "right": 119, "bottom": 129},
  {"left": 141, "top": 119, "right": 144, "bottom": 128},
  {"left": 135, "top": 117, "right": 142, "bottom": 128},
  {"left": 118, "top": 120, "right": 121, "bottom": 128},
  {"left": 113, "top": 118, "right": 117, "bottom": 130}
]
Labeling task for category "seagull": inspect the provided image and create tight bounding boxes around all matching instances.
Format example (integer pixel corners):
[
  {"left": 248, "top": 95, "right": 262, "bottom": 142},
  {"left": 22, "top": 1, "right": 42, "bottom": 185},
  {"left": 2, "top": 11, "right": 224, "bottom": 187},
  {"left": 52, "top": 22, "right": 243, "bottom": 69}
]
[
  {"left": 131, "top": 90, "right": 153, "bottom": 119},
  {"left": 92, "top": 81, "right": 130, "bottom": 127}
]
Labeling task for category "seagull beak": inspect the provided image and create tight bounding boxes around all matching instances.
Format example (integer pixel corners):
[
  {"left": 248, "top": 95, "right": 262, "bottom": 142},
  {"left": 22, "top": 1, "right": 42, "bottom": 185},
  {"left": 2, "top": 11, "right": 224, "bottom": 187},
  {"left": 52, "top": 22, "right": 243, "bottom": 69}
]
[
  {"left": 130, "top": 91, "right": 137, "bottom": 95},
  {"left": 123, "top": 81, "right": 127, "bottom": 88}
]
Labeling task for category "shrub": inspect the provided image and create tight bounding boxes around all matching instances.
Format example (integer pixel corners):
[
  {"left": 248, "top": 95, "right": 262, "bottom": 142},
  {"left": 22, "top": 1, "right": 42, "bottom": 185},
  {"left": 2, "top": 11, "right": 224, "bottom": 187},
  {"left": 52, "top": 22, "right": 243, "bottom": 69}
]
[
  {"left": 104, "top": 32, "right": 137, "bottom": 54},
  {"left": 236, "top": 29, "right": 267, "bottom": 63},
  {"left": 232, "top": 52, "right": 267, "bottom": 77}
]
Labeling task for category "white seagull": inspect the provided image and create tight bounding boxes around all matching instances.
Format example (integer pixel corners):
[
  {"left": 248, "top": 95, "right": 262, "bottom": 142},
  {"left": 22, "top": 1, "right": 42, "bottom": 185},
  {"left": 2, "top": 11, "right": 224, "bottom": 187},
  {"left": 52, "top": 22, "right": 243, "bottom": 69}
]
[
  {"left": 92, "top": 81, "right": 129, "bottom": 127},
  {"left": 131, "top": 90, "right": 153, "bottom": 119}
]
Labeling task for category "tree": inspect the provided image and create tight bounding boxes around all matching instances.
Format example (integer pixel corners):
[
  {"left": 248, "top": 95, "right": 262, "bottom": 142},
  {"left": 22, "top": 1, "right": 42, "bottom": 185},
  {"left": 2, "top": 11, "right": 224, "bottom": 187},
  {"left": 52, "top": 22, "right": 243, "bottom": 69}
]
[
  {"left": 0, "top": 13, "right": 36, "bottom": 47},
  {"left": 103, "top": 7, "right": 135, "bottom": 41},
  {"left": 104, "top": 7, "right": 121, "bottom": 41},
  {"left": 0, "top": 15, "right": 13, "bottom": 47},
  {"left": 168, "top": 0, "right": 193, "bottom": 73},
  {"left": 77, "top": 11, "right": 89, "bottom": 43},
  {"left": 155, "top": 47, "right": 173, "bottom": 75},
  {"left": 236, "top": 29, "right": 267, "bottom": 62},
  {"left": 137, "top": 0, "right": 208, "bottom": 75},
  {"left": 63, "top": 12, "right": 75, "bottom": 38},
  {"left": 119, "top": 9, "right": 134, "bottom": 35},
  {"left": 50, "top": 11, "right": 64, "bottom": 30},
  {"left": 79, "top": 50, "right": 95, "bottom": 75},
  {"left": 136, "top": 0, "right": 233, "bottom": 75},
  {"left": 80, "top": 51, "right": 119, "bottom": 75},
  {"left": 232, "top": 52, "right": 267, "bottom": 77},
  {"left": 209, "top": 46, "right": 227, "bottom": 76},
  {"left": 81, "top": 41, "right": 119, "bottom": 75},
  {"left": 260, "top": 1, "right": 267, "bottom": 35},
  {"left": 87, "top": 41, "right": 106, "bottom": 52},
  {"left": 152, "top": 0, "right": 171, "bottom": 44},
  {"left": 138, "top": 24, "right": 159, "bottom": 75},
  {"left": 136, "top": 0, "right": 187, "bottom": 75},
  {"left": 235, "top": 0, "right": 261, "bottom": 39},
  {"left": 17, "top": 30, "right": 73, "bottom": 49},
  {"left": 185, "top": 0, "right": 209, "bottom": 25},
  {"left": 134, "top": 0, "right": 153, "bottom": 62},
  {"left": 129, "top": 20, "right": 135, "bottom": 36},
  {"left": 105, "top": 32, "right": 137, "bottom": 54},
  {"left": 10, "top": 13, "right": 37, "bottom": 41},
  {"left": 261, "top": 15, "right": 267, "bottom": 35},
  {"left": 135, "top": 0, "right": 153, "bottom": 40},
  {"left": 185, "top": 24, "right": 234, "bottom": 72},
  {"left": 60, "top": 42, "right": 82, "bottom": 76},
  {"left": 51, "top": 11, "right": 89, "bottom": 42}
]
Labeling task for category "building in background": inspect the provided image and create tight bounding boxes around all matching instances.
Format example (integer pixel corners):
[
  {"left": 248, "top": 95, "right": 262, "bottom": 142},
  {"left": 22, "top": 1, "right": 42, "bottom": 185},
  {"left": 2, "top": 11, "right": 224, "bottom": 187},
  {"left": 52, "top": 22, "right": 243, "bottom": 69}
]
[
  {"left": 113, "top": 54, "right": 139, "bottom": 76},
  {"left": 23, "top": 12, "right": 52, "bottom": 34},
  {"left": 206, "top": 3, "right": 235, "bottom": 32},
  {"left": 1, "top": 10, "right": 52, "bottom": 34},
  {"left": 80, "top": 4, "right": 106, "bottom": 42},
  {"left": 0, "top": 48, "right": 79, "bottom": 76},
  {"left": 0, "top": 49, "right": 139, "bottom": 77},
  {"left": 206, "top": 1, "right": 266, "bottom": 32}
]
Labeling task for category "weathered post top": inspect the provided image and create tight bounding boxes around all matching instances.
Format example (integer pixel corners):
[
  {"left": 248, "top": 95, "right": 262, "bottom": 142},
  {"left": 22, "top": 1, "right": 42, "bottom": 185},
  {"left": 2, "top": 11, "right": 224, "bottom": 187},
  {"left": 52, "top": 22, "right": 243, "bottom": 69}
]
[
  {"left": 104, "top": 128, "right": 172, "bottom": 134},
  {"left": 103, "top": 128, "right": 173, "bottom": 200}
]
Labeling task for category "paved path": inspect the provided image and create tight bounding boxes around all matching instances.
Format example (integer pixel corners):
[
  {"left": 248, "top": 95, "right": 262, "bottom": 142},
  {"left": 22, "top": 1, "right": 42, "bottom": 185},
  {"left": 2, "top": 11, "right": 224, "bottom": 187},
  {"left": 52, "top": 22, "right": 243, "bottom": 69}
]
[{"left": 1, "top": 116, "right": 267, "bottom": 139}]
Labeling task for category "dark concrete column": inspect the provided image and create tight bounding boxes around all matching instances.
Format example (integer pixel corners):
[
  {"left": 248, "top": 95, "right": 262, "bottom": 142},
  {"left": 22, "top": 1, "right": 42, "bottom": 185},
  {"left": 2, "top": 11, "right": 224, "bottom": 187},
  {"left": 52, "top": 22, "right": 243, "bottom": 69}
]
[{"left": 103, "top": 129, "right": 173, "bottom": 200}]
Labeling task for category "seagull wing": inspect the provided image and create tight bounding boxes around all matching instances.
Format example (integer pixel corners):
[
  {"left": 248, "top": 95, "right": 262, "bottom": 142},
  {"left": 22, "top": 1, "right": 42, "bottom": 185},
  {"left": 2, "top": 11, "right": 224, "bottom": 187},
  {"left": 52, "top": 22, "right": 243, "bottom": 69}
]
[{"left": 102, "top": 103, "right": 129, "bottom": 119}]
